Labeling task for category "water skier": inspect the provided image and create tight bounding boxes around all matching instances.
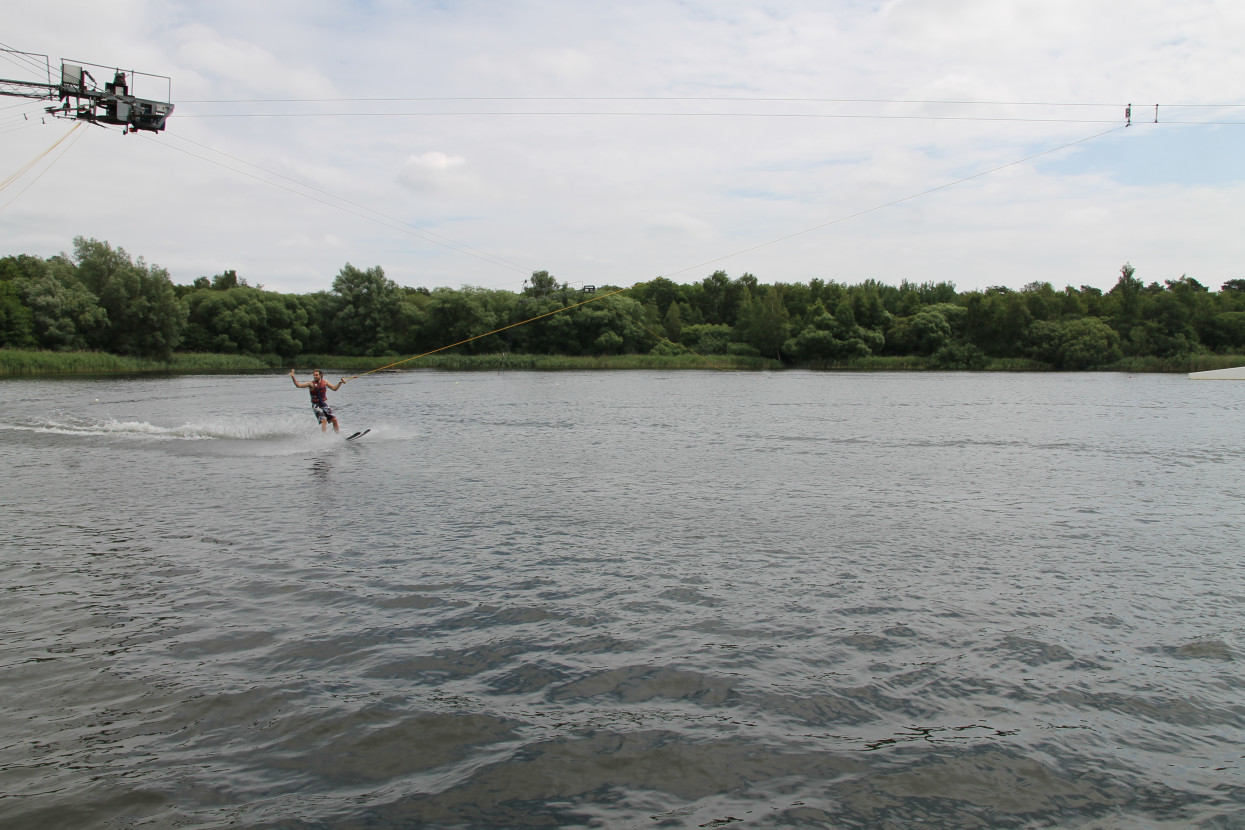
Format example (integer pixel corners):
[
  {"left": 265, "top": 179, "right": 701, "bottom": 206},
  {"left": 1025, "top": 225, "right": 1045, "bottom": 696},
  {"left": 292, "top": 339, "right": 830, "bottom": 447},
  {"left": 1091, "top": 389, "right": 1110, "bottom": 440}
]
[{"left": 289, "top": 368, "right": 347, "bottom": 433}]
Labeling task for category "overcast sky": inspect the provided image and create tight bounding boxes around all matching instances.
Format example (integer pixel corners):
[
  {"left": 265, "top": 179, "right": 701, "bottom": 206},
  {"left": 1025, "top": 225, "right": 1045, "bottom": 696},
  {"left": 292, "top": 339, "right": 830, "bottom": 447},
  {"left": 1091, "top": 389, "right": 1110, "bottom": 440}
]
[{"left": 2, "top": 0, "right": 1243, "bottom": 296}]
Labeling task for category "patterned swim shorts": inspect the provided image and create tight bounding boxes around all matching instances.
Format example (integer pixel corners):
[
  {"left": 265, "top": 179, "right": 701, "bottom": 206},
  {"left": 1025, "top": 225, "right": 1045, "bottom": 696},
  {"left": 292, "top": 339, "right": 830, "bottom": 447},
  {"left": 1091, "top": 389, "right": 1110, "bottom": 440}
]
[{"left": 312, "top": 403, "right": 334, "bottom": 423}]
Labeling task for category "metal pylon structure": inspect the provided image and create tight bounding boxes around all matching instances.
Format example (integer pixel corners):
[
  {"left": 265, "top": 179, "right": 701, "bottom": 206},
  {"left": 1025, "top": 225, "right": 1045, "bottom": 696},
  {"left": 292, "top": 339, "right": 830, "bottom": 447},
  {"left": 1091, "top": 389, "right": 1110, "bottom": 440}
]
[{"left": 0, "top": 50, "right": 173, "bottom": 133}]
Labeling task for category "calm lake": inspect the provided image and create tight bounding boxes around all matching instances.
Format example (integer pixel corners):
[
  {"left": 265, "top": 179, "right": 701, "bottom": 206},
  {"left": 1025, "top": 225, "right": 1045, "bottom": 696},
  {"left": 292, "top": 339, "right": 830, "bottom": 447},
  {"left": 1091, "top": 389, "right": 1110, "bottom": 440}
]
[{"left": 2, "top": 370, "right": 1243, "bottom": 829}]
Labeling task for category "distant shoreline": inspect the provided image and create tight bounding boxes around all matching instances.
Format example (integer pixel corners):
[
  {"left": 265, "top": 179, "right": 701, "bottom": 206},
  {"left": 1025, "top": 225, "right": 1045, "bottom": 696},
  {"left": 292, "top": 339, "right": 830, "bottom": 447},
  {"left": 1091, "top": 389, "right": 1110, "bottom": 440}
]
[{"left": 0, "top": 348, "right": 1239, "bottom": 376}]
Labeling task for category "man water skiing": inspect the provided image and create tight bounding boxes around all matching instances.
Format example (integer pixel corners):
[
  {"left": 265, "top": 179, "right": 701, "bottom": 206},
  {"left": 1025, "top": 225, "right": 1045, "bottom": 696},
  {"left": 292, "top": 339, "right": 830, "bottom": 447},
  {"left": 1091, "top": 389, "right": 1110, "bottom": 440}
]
[{"left": 289, "top": 368, "right": 347, "bottom": 433}]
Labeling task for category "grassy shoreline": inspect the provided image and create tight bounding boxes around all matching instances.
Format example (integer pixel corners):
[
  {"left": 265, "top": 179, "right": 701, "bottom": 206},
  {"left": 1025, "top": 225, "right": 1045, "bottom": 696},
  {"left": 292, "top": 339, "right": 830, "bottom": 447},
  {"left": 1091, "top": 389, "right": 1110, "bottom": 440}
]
[
  {"left": 2, "top": 348, "right": 1243, "bottom": 376},
  {"left": 0, "top": 349, "right": 781, "bottom": 375}
]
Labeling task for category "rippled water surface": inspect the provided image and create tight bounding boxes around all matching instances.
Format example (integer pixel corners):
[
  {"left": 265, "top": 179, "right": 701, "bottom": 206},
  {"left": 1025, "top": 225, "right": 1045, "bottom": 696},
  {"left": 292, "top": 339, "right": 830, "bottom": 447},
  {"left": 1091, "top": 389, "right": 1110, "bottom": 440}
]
[{"left": 2, "top": 370, "right": 1244, "bottom": 829}]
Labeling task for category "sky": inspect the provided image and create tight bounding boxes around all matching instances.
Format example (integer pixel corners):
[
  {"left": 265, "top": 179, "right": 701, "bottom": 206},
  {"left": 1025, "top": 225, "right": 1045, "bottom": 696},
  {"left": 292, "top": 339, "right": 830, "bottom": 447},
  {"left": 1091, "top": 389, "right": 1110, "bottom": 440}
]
[{"left": 1, "top": 0, "right": 1243, "bottom": 296}]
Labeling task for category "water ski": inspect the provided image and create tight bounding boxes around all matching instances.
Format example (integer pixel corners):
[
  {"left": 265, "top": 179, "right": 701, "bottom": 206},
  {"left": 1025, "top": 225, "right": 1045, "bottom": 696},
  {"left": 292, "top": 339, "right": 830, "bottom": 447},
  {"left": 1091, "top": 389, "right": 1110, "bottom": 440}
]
[{"left": 346, "top": 429, "right": 370, "bottom": 441}]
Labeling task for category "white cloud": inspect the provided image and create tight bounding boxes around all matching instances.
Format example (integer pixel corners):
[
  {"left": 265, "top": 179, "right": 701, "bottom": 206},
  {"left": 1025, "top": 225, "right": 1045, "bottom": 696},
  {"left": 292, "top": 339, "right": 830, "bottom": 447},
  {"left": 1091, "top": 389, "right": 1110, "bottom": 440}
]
[
  {"left": 644, "top": 212, "right": 718, "bottom": 242},
  {"left": 275, "top": 232, "right": 344, "bottom": 250},
  {"left": 396, "top": 151, "right": 473, "bottom": 195},
  {"left": 2, "top": 0, "right": 1242, "bottom": 295}
]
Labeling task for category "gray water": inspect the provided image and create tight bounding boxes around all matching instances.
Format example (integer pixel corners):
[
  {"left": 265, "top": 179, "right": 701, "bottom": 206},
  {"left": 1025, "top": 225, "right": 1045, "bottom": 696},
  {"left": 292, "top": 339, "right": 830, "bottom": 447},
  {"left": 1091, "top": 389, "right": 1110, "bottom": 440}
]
[{"left": 2, "top": 370, "right": 1243, "bottom": 829}]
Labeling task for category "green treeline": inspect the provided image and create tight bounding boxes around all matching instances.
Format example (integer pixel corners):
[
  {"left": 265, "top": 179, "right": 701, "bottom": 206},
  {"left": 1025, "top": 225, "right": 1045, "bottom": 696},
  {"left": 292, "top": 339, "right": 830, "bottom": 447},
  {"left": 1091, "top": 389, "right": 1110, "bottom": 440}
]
[{"left": 4, "top": 236, "right": 1245, "bottom": 370}]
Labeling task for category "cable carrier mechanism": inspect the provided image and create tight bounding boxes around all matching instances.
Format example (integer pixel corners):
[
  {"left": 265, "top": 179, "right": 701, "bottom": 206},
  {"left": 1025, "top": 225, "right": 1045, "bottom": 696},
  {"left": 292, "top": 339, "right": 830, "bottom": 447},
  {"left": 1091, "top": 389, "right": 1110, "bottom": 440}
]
[{"left": 0, "top": 50, "right": 173, "bottom": 133}]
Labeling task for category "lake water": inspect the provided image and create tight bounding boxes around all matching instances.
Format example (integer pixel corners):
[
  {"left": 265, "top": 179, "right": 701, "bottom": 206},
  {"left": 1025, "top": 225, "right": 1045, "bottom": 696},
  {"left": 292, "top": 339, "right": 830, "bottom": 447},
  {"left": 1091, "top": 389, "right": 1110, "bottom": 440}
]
[{"left": 2, "top": 369, "right": 1243, "bottom": 829}]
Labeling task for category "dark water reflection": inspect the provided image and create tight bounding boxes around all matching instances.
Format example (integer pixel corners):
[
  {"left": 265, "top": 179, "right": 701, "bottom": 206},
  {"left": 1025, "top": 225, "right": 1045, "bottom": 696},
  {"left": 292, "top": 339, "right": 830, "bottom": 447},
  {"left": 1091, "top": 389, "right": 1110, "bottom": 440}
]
[{"left": 2, "top": 371, "right": 1243, "bottom": 828}]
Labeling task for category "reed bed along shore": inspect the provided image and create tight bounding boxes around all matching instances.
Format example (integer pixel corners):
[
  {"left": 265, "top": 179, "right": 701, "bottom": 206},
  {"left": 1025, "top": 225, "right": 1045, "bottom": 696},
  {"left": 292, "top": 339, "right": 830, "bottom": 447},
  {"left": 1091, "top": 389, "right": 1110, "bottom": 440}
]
[
  {"left": 0, "top": 350, "right": 778, "bottom": 375},
  {"left": 0, "top": 350, "right": 274, "bottom": 375},
  {"left": 2, "top": 348, "right": 1242, "bottom": 376}
]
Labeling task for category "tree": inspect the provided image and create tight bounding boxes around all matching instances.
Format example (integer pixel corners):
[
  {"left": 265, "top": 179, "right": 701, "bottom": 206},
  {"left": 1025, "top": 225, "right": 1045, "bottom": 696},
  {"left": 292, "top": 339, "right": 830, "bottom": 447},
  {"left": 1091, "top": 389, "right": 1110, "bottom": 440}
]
[
  {"left": 697, "top": 270, "right": 733, "bottom": 324},
  {"left": 72, "top": 237, "right": 185, "bottom": 359},
  {"left": 183, "top": 287, "right": 266, "bottom": 353},
  {"left": 1021, "top": 281, "right": 1061, "bottom": 322},
  {"left": 212, "top": 270, "right": 245, "bottom": 291},
  {"left": 1209, "top": 312, "right": 1245, "bottom": 352},
  {"left": 784, "top": 299, "right": 881, "bottom": 362},
  {"left": 12, "top": 237, "right": 1243, "bottom": 366},
  {"left": 509, "top": 295, "right": 569, "bottom": 354},
  {"left": 1166, "top": 275, "right": 1216, "bottom": 347},
  {"left": 1058, "top": 318, "right": 1122, "bottom": 368},
  {"left": 182, "top": 281, "right": 312, "bottom": 359},
  {"left": 260, "top": 293, "right": 312, "bottom": 359},
  {"left": 1027, "top": 318, "right": 1121, "bottom": 369},
  {"left": 0, "top": 280, "right": 35, "bottom": 348},
  {"left": 679, "top": 323, "right": 733, "bottom": 354},
  {"left": 886, "top": 309, "right": 951, "bottom": 356},
  {"left": 850, "top": 282, "right": 892, "bottom": 330},
  {"left": 560, "top": 297, "right": 647, "bottom": 356},
  {"left": 19, "top": 257, "right": 108, "bottom": 350},
  {"left": 388, "top": 288, "right": 431, "bottom": 355},
  {"left": 1108, "top": 262, "right": 1144, "bottom": 343},
  {"left": 423, "top": 286, "right": 501, "bottom": 354},
  {"left": 636, "top": 276, "right": 680, "bottom": 313},
  {"left": 1059, "top": 286, "right": 1089, "bottom": 318},
  {"left": 1129, "top": 290, "right": 1196, "bottom": 357},
  {"left": 928, "top": 303, "right": 967, "bottom": 339},
  {"left": 523, "top": 270, "right": 561, "bottom": 297},
  {"left": 738, "top": 288, "right": 790, "bottom": 359},
  {"left": 663, "top": 301, "right": 683, "bottom": 342},
  {"left": 964, "top": 289, "right": 1033, "bottom": 357},
  {"left": 0, "top": 256, "right": 39, "bottom": 348},
  {"left": 592, "top": 330, "right": 624, "bottom": 355},
  {"left": 592, "top": 295, "right": 652, "bottom": 354},
  {"left": 328, "top": 263, "right": 401, "bottom": 355},
  {"left": 930, "top": 342, "right": 989, "bottom": 370}
]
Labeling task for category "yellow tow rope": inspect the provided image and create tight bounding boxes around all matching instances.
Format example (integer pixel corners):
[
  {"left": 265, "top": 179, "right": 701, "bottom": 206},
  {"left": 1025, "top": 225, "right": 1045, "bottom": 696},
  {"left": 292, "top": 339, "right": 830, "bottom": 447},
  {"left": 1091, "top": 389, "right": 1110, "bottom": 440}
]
[{"left": 0, "top": 122, "right": 86, "bottom": 208}]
